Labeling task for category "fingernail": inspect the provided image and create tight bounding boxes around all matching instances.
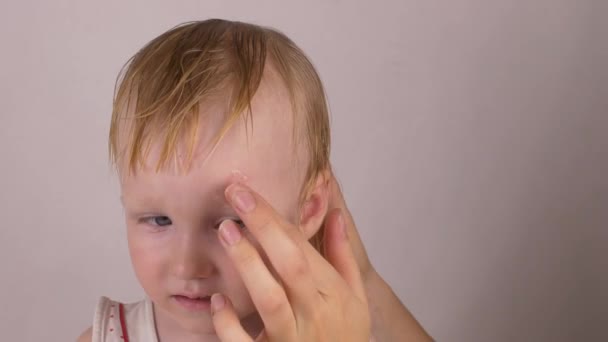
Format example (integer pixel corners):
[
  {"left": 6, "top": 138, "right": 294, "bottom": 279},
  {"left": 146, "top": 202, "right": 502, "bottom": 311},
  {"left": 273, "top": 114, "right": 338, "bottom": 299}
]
[
  {"left": 219, "top": 220, "right": 242, "bottom": 246},
  {"left": 211, "top": 293, "right": 225, "bottom": 314},
  {"left": 232, "top": 189, "right": 256, "bottom": 213}
]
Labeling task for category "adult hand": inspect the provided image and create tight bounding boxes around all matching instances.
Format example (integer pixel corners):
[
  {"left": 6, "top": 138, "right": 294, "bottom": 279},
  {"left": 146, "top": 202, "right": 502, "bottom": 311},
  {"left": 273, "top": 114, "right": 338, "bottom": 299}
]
[
  {"left": 210, "top": 182, "right": 371, "bottom": 341},
  {"left": 324, "top": 169, "right": 375, "bottom": 282},
  {"left": 322, "top": 168, "right": 433, "bottom": 341}
]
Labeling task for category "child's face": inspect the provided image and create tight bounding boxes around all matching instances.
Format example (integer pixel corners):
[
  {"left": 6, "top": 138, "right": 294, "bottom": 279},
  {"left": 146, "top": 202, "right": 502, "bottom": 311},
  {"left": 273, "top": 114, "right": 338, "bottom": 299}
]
[{"left": 119, "top": 78, "right": 306, "bottom": 335}]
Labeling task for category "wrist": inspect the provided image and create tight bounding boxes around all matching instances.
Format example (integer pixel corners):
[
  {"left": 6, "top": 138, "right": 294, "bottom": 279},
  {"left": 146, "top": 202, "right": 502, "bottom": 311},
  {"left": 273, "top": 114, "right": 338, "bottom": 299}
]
[{"left": 362, "top": 268, "right": 433, "bottom": 341}]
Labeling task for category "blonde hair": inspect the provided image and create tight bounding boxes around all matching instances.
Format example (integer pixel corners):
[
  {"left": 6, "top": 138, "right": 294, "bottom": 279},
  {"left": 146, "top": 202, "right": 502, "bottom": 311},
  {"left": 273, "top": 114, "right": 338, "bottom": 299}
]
[{"left": 109, "top": 19, "right": 331, "bottom": 251}]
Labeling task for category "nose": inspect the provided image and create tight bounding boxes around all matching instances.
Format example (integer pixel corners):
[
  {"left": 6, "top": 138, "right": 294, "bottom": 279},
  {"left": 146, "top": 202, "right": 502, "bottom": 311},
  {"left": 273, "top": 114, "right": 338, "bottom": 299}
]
[{"left": 171, "top": 231, "right": 216, "bottom": 280}]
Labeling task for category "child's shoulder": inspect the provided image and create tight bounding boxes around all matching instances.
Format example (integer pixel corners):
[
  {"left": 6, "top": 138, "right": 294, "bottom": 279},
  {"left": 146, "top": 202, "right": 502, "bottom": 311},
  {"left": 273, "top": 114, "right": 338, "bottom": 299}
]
[
  {"left": 77, "top": 326, "right": 92, "bottom": 342},
  {"left": 78, "top": 296, "right": 157, "bottom": 342}
]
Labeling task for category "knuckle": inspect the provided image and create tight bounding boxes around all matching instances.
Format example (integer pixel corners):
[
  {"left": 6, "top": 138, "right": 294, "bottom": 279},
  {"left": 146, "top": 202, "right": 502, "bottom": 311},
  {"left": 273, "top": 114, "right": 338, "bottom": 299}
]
[
  {"left": 255, "top": 215, "right": 275, "bottom": 234},
  {"left": 234, "top": 246, "right": 259, "bottom": 268},
  {"left": 260, "top": 289, "right": 287, "bottom": 316},
  {"left": 281, "top": 249, "right": 309, "bottom": 279}
]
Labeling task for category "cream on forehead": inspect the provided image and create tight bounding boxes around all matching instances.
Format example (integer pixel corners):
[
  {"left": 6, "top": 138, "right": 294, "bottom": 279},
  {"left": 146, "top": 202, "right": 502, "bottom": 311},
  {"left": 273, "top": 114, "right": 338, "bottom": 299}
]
[{"left": 230, "top": 169, "right": 249, "bottom": 183}]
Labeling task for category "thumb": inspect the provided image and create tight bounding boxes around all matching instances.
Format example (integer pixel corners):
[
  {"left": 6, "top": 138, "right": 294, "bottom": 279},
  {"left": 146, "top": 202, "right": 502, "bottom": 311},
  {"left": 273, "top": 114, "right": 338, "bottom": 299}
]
[
  {"left": 323, "top": 208, "right": 367, "bottom": 301},
  {"left": 211, "top": 294, "right": 252, "bottom": 341},
  {"left": 326, "top": 170, "right": 373, "bottom": 277}
]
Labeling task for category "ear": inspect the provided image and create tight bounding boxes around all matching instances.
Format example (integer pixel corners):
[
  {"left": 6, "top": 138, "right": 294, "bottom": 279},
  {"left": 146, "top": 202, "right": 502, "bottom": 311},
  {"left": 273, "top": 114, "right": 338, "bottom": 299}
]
[{"left": 298, "top": 169, "right": 330, "bottom": 240}]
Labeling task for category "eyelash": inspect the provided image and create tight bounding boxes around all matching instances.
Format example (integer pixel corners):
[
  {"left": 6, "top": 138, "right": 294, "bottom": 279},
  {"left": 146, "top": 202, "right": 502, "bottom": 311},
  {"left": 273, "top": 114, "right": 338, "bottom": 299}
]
[
  {"left": 141, "top": 216, "right": 172, "bottom": 228},
  {"left": 139, "top": 216, "right": 246, "bottom": 230},
  {"left": 227, "top": 219, "right": 246, "bottom": 230}
]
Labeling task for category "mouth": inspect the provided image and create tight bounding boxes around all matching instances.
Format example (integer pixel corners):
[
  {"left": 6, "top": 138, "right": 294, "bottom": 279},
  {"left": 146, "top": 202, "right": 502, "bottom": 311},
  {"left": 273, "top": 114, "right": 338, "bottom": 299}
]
[{"left": 172, "top": 294, "right": 212, "bottom": 311}]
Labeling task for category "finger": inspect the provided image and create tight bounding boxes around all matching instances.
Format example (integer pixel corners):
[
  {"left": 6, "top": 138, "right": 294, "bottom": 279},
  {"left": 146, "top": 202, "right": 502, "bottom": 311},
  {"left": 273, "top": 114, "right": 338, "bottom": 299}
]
[
  {"left": 326, "top": 168, "right": 373, "bottom": 277},
  {"left": 296, "top": 232, "right": 352, "bottom": 296},
  {"left": 224, "top": 183, "right": 322, "bottom": 308},
  {"left": 211, "top": 293, "right": 253, "bottom": 342},
  {"left": 323, "top": 208, "right": 367, "bottom": 302},
  {"left": 226, "top": 181, "right": 356, "bottom": 301},
  {"left": 218, "top": 219, "right": 297, "bottom": 339}
]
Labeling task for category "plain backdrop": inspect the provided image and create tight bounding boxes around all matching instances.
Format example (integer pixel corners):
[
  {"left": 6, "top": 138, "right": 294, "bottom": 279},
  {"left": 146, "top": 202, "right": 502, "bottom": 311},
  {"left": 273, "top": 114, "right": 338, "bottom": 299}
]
[{"left": 0, "top": 1, "right": 606, "bottom": 341}]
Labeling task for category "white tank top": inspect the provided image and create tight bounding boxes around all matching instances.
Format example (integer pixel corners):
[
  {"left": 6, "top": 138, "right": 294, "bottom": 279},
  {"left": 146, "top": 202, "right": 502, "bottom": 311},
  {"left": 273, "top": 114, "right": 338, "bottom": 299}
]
[
  {"left": 92, "top": 296, "right": 159, "bottom": 342},
  {"left": 91, "top": 295, "right": 376, "bottom": 341}
]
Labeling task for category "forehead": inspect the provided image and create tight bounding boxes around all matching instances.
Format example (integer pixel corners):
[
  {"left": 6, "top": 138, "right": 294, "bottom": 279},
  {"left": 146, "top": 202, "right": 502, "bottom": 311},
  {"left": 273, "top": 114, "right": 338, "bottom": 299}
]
[{"left": 120, "top": 73, "right": 306, "bottom": 217}]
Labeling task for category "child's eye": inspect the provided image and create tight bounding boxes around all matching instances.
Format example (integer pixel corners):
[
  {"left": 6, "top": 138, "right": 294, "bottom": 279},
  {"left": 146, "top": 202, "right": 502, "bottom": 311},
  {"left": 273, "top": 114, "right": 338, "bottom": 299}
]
[{"left": 142, "top": 216, "right": 173, "bottom": 227}]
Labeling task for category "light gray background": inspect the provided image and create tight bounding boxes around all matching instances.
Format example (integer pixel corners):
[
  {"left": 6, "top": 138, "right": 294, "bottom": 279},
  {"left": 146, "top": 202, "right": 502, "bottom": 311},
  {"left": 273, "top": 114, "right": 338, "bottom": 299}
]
[{"left": 0, "top": 1, "right": 606, "bottom": 341}]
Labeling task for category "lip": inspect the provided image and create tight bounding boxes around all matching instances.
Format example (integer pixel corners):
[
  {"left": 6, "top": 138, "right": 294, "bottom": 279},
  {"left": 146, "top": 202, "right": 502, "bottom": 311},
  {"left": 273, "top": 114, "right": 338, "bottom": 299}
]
[{"left": 172, "top": 294, "right": 212, "bottom": 311}]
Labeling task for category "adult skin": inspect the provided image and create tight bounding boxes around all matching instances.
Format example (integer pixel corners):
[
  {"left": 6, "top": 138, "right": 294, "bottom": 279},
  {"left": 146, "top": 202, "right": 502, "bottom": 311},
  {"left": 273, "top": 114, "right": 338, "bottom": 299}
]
[{"left": 324, "top": 170, "right": 433, "bottom": 342}]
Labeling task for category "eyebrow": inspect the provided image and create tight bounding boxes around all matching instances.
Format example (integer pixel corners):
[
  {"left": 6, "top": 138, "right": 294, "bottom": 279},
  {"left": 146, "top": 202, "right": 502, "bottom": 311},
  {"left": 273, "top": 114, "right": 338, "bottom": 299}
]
[{"left": 119, "top": 183, "right": 231, "bottom": 213}]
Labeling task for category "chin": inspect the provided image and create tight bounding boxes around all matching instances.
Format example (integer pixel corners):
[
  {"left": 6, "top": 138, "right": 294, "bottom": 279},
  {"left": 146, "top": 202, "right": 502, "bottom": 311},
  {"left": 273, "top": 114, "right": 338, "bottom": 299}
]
[
  {"left": 177, "top": 314, "right": 217, "bottom": 335},
  {"left": 154, "top": 298, "right": 218, "bottom": 335}
]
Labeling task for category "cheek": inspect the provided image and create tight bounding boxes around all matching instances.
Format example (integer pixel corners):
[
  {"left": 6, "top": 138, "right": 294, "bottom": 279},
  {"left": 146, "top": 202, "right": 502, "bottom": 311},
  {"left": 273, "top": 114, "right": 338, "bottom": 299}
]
[
  {"left": 215, "top": 257, "right": 254, "bottom": 315},
  {"left": 127, "top": 226, "right": 168, "bottom": 289},
  {"left": 216, "top": 234, "right": 271, "bottom": 315}
]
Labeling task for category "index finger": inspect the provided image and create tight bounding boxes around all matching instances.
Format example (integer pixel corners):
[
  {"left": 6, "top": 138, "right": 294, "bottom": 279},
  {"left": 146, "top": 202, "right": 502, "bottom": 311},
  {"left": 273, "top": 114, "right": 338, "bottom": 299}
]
[{"left": 224, "top": 182, "right": 327, "bottom": 304}]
